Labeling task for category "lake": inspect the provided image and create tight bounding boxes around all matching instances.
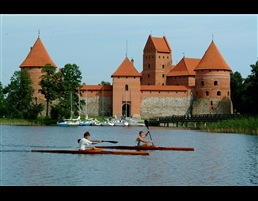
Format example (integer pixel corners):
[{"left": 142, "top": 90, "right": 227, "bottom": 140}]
[{"left": 0, "top": 125, "right": 257, "bottom": 186}]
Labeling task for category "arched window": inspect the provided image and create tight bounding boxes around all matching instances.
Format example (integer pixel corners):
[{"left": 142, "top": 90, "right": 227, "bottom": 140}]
[
  {"left": 217, "top": 91, "right": 221, "bottom": 96},
  {"left": 214, "top": 81, "right": 218, "bottom": 86},
  {"left": 201, "top": 81, "right": 204, "bottom": 86},
  {"left": 125, "top": 84, "right": 129, "bottom": 91},
  {"left": 206, "top": 91, "right": 209, "bottom": 96}
]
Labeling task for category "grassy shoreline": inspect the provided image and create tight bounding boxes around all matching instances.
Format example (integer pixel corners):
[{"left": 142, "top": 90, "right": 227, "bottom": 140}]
[
  {"left": 201, "top": 117, "right": 258, "bottom": 135},
  {"left": 1, "top": 117, "right": 258, "bottom": 136}
]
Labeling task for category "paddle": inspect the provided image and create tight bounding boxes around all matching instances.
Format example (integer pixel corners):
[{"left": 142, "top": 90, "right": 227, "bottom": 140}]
[
  {"left": 77, "top": 139, "right": 118, "bottom": 144},
  {"left": 144, "top": 120, "right": 154, "bottom": 146}
]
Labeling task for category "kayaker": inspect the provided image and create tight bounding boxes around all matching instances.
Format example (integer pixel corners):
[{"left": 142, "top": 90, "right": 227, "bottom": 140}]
[
  {"left": 135, "top": 130, "right": 154, "bottom": 146},
  {"left": 78, "top": 131, "right": 103, "bottom": 150}
]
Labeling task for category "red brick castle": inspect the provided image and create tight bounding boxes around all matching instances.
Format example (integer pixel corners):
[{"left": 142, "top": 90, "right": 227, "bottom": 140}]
[{"left": 20, "top": 34, "right": 232, "bottom": 118}]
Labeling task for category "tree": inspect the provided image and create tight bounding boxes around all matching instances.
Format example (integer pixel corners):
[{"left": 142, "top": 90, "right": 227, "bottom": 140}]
[
  {"left": 52, "top": 63, "right": 85, "bottom": 120},
  {"left": 0, "top": 82, "right": 7, "bottom": 117},
  {"left": 230, "top": 71, "right": 245, "bottom": 113},
  {"left": 99, "top": 81, "right": 111, "bottom": 85},
  {"left": 3, "top": 70, "right": 43, "bottom": 119},
  {"left": 242, "top": 60, "right": 258, "bottom": 114},
  {"left": 39, "top": 64, "right": 59, "bottom": 117}
]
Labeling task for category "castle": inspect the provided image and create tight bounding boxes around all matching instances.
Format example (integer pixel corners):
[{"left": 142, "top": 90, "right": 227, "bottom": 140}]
[{"left": 19, "top": 34, "right": 233, "bottom": 118}]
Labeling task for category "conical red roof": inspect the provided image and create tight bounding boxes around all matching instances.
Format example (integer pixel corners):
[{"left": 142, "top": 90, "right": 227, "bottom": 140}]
[
  {"left": 195, "top": 41, "right": 231, "bottom": 71},
  {"left": 111, "top": 57, "right": 141, "bottom": 77},
  {"left": 20, "top": 37, "right": 56, "bottom": 67}
]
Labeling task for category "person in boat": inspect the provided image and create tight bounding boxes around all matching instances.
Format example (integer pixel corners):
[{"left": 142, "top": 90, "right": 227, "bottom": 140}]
[
  {"left": 78, "top": 131, "right": 103, "bottom": 150},
  {"left": 135, "top": 130, "right": 154, "bottom": 147}
]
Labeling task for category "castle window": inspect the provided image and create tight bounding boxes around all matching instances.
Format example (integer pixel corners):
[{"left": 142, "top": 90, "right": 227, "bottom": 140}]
[
  {"left": 163, "top": 56, "right": 164, "bottom": 58},
  {"left": 167, "top": 56, "right": 169, "bottom": 59},
  {"left": 162, "top": 65, "right": 164, "bottom": 69},
  {"left": 217, "top": 91, "right": 221, "bottom": 96},
  {"left": 148, "top": 74, "right": 150, "bottom": 78},
  {"left": 214, "top": 81, "right": 218, "bottom": 86},
  {"left": 201, "top": 81, "right": 204, "bottom": 86},
  {"left": 159, "top": 56, "right": 160, "bottom": 58},
  {"left": 148, "top": 64, "right": 150, "bottom": 68},
  {"left": 206, "top": 91, "right": 209, "bottom": 96},
  {"left": 162, "top": 74, "right": 164, "bottom": 78},
  {"left": 210, "top": 101, "right": 213, "bottom": 105},
  {"left": 125, "top": 85, "right": 129, "bottom": 91},
  {"left": 162, "top": 83, "right": 164, "bottom": 86}
]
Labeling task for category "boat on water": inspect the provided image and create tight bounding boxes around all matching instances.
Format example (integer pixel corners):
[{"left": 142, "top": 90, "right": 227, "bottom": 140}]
[
  {"left": 127, "top": 119, "right": 145, "bottom": 126},
  {"left": 57, "top": 121, "right": 69, "bottom": 126},
  {"left": 31, "top": 149, "right": 149, "bottom": 155},
  {"left": 66, "top": 116, "right": 81, "bottom": 126},
  {"left": 113, "top": 120, "right": 128, "bottom": 126},
  {"left": 95, "top": 145, "right": 194, "bottom": 151},
  {"left": 102, "top": 121, "right": 114, "bottom": 126},
  {"left": 91, "top": 119, "right": 102, "bottom": 126}
]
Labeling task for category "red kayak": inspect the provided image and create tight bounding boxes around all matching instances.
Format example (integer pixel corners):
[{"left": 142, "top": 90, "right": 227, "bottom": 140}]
[
  {"left": 95, "top": 145, "right": 194, "bottom": 151},
  {"left": 31, "top": 149, "right": 149, "bottom": 155}
]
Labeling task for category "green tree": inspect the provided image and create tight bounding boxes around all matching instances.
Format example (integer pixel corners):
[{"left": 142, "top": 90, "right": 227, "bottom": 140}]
[
  {"left": 230, "top": 71, "right": 245, "bottom": 113},
  {"left": 0, "top": 82, "right": 7, "bottom": 117},
  {"left": 39, "top": 64, "right": 59, "bottom": 117},
  {"left": 99, "top": 81, "right": 111, "bottom": 85},
  {"left": 53, "top": 63, "right": 85, "bottom": 120},
  {"left": 242, "top": 60, "right": 258, "bottom": 114},
  {"left": 3, "top": 70, "right": 43, "bottom": 119}
]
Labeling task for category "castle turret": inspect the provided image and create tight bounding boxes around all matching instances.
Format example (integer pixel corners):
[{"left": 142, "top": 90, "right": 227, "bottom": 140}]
[
  {"left": 20, "top": 36, "right": 57, "bottom": 99},
  {"left": 142, "top": 35, "right": 172, "bottom": 86},
  {"left": 193, "top": 40, "right": 232, "bottom": 114}
]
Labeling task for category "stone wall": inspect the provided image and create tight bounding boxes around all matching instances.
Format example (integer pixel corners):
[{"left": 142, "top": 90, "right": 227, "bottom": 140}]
[
  {"left": 192, "top": 97, "right": 233, "bottom": 114},
  {"left": 140, "top": 97, "right": 191, "bottom": 118}
]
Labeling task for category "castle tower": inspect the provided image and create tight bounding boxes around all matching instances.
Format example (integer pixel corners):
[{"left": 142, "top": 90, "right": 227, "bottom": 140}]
[
  {"left": 142, "top": 35, "right": 172, "bottom": 86},
  {"left": 111, "top": 57, "right": 141, "bottom": 118},
  {"left": 19, "top": 36, "right": 57, "bottom": 99},
  {"left": 193, "top": 40, "right": 232, "bottom": 114}
]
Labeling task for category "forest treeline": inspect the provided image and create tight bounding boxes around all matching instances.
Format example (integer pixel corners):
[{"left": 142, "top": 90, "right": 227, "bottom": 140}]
[{"left": 0, "top": 60, "right": 257, "bottom": 121}]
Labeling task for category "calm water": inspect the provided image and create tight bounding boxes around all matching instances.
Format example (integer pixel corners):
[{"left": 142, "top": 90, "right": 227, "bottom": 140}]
[{"left": 0, "top": 124, "right": 257, "bottom": 186}]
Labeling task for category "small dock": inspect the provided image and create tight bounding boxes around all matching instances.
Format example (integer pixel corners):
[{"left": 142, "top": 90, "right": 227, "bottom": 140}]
[{"left": 149, "top": 114, "right": 251, "bottom": 128}]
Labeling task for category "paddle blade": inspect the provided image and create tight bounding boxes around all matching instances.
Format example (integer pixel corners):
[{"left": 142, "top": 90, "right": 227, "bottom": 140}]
[
  {"left": 104, "top": 141, "right": 118, "bottom": 144},
  {"left": 77, "top": 139, "right": 81, "bottom": 143},
  {"left": 144, "top": 120, "right": 149, "bottom": 129}
]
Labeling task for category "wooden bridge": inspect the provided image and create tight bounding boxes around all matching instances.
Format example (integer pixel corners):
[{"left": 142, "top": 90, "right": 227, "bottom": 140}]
[{"left": 148, "top": 114, "right": 253, "bottom": 128}]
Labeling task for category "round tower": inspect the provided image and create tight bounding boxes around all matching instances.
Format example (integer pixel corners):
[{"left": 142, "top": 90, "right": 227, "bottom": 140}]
[
  {"left": 193, "top": 40, "right": 232, "bottom": 114},
  {"left": 19, "top": 36, "right": 57, "bottom": 99}
]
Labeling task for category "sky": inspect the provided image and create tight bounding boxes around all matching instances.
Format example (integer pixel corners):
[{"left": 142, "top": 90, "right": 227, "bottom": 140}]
[{"left": 0, "top": 14, "right": 257, "bottom": 87}]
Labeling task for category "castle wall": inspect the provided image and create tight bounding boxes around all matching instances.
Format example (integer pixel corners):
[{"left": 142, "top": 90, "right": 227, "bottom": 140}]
[
  {"left": 192, "top": 98, "right": 233, "bottom": 114},
  {"left": 140, "top": 97, "right": 191, "bottom": 118}
]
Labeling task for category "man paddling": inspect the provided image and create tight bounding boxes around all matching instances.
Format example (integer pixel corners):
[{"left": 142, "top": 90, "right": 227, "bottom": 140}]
[
  {"left": 79, "top": 131, "right": 103, "bottom": 150},
  {"left": 135, "top": 130, "right": 155, "bottom": 147}
]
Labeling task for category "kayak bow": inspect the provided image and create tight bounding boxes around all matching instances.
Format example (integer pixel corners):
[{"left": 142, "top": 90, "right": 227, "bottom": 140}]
[{"left": 31, "top": 149, "right": 149, "bottom": 155}]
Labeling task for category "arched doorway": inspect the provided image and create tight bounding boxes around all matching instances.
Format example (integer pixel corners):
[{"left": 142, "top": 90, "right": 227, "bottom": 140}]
[{"left": 122, "top": 104, "right": 130, "bottom": 117}]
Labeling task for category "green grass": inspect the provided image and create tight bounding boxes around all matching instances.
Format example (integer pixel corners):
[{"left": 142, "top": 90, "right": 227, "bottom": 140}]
[{"left": 203, "top": 117, "right": 258, "bottom": 135}]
